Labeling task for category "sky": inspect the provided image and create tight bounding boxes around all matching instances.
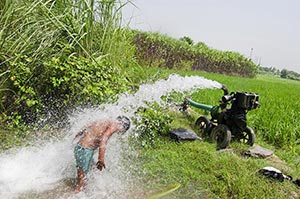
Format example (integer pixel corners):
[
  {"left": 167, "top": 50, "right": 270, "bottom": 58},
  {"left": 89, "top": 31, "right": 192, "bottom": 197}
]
[{"left": 122, "top": 0, "right": 300, "bottom": 73}]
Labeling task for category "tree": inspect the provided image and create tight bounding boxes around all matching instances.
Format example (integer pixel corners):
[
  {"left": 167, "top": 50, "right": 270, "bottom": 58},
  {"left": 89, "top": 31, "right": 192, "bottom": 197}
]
[{"left": 280, "top": 69, "right": 288, "bottom": 79}]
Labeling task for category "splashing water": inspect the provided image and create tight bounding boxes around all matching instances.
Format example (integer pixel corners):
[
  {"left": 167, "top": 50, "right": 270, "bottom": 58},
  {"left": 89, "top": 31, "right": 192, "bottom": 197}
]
[{"left": 0, "top": 74, "right": 222, "bottom": 199}]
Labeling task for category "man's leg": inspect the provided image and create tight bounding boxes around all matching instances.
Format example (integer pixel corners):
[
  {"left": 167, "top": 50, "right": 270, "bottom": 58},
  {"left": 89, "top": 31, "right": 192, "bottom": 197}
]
[{"left": 75, "top": 168, "right": 87, "bottom": 193}]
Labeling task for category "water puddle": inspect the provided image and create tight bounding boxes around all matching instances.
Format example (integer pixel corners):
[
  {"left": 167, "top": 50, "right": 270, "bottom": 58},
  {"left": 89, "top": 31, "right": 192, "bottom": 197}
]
[{"left": 0, "top": 74, "right": 221, "bottom": 199}]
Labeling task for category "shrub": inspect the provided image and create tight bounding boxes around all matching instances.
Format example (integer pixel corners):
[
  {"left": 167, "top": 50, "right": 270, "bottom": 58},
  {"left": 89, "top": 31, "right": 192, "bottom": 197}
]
[
  {"left": 135, "top": 103, "right": 173, "bottom": 148},
  {"left": 4, "top": 53, "right": 128, "bottom": 125}
]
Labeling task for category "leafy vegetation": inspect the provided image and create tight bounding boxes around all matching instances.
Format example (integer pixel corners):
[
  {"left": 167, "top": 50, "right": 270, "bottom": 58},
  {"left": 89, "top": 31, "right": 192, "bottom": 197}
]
[
  {"left": 0, "top": 0, "right": 135, "bottom": 128},
  {"left": 133, "top": 31, "right": 258, "bottom": 77},
  {"left": 134, "top": 102, "right": 173, "bottom": 148}
]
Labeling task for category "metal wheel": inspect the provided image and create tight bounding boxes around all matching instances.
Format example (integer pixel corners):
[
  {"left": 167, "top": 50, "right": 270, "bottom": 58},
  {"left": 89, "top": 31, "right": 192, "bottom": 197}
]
[
  {"left": 195, "top": 116, "right": 211, "bottom": 136},
  {"left": 238, "top": 126, "right": 255, "bottom": 146},
  {"left": 210, "top": 124, "right": 231, "bottom": 149}
]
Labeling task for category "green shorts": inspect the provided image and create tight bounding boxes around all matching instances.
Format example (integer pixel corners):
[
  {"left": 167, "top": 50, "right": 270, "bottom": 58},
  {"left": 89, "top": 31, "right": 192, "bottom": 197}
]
[{"left": 74, "top": 144, "right": 94, "bottom": 174}]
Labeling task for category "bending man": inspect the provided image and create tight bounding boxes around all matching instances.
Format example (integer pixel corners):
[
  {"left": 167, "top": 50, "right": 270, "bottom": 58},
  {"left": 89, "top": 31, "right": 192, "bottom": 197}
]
[{"left": 73, "top": 116, "right": 131, "bottom": 192}]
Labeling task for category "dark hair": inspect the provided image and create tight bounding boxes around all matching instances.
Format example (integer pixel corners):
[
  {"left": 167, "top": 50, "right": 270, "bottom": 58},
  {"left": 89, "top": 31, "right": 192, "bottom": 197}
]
[{"left": 116, "top": 116, "right": 131, "bottom": 131}]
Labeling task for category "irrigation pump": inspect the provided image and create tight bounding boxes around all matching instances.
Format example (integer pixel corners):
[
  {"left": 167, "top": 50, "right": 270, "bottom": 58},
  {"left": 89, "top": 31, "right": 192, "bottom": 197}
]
[{"left": 181, "top": 85, "right": 259, "bottom": 149}]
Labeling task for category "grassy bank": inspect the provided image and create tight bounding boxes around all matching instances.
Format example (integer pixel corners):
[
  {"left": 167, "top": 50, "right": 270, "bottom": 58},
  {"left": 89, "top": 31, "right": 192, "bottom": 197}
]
[{"left": 137, "top": 141, "right": 298, "bottom": 199}]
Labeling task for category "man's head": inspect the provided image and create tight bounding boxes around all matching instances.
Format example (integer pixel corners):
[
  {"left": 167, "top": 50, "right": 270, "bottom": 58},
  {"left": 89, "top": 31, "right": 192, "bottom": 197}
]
[{"left": 116, "top": 115, "right": 131, "bottom": 132}]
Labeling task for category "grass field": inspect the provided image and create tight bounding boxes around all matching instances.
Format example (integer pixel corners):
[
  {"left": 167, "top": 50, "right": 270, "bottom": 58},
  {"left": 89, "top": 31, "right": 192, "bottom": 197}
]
[{"left": 131, "top": 69, "right": 300, "bottom": 199}]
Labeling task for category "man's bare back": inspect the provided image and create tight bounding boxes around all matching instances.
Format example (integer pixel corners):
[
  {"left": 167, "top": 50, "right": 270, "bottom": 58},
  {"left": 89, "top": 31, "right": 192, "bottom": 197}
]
[{"left": 78, "top": 120, "right": 118, "bottom": 150}]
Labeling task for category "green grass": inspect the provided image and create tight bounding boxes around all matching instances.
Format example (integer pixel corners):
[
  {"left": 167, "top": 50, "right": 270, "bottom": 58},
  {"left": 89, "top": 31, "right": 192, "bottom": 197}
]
[
  {"left": 130, "top": 70, "right": 300, "bottom": 199},
  {"left": 134, "top": 139, "right": 299, "bottom": 199}
]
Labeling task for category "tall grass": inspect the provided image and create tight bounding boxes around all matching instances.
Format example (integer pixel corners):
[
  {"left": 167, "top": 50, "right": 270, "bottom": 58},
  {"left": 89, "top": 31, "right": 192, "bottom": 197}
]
[
  {"left": 0, "top": 0, "right": 133, "bottom": 63},
  {"left": 0, "top": 0, "right": 135, "bottom": 126}
]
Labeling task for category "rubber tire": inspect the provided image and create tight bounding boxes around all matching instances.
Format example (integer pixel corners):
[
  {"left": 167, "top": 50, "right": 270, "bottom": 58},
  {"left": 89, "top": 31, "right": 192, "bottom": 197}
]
[
  {"left": 238, "top": 126, "right": 255, "bottom": 146},
  {"left": 210, "top": 124, "right": 231, "bottom": 149},
  {"left": 195, "top": 116, "right": 211, "bottom": 136}
]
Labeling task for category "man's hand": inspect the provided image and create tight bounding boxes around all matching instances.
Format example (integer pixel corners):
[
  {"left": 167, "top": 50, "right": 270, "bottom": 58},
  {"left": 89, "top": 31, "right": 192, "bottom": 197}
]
[{"left": 96, "top": 161, "right": 106, "bottom": 171}]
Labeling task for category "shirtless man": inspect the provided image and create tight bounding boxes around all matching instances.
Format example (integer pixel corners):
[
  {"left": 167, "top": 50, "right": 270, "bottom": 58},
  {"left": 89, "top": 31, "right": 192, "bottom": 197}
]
[{"left": 73, "top": 116, "right": 131, "bottom": 192}]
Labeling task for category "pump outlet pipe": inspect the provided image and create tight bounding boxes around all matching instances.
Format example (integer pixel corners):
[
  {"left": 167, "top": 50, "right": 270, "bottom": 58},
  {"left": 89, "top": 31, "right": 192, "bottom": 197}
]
[{"left": 185, "top": 98, "right": 213, "bottom": 111}]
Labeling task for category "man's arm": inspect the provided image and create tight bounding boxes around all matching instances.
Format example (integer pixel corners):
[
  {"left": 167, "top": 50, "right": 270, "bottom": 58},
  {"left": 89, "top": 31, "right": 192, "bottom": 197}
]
[{"left": 97, "top": 136, "right": 109, "bottom": 170}]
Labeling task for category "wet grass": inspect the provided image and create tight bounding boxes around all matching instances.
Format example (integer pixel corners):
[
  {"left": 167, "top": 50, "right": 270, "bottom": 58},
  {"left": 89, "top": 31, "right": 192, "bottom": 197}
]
[{"left": 134, "top": 138, "right": 300, "bottom": 198}]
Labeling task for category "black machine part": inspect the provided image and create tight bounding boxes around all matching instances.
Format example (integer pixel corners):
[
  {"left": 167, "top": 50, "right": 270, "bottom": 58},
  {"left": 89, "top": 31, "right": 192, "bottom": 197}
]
[
  {"left": 221, "top": 85, "right": 229, "bottom": 95},
  {"left": 220, "top": 91, "right": 260, "bottom": 111},
  {"left": 234, "top": 92, "right": 260, "bottom": 110},
  {"left": 170, "top": 128, "right": 202, "bottom": 142}
]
